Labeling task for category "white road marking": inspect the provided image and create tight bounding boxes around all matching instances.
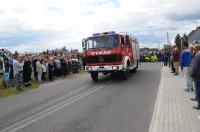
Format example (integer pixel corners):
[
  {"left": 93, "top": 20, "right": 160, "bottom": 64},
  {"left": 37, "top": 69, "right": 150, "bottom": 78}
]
[{"left": 0, "top": 86, "right": 104, "bottom": 132}]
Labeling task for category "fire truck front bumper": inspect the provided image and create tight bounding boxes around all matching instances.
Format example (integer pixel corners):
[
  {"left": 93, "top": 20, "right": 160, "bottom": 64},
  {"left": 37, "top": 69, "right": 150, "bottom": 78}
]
[{"left": 85, "top": 65, "right": 123, "bottom": 72}]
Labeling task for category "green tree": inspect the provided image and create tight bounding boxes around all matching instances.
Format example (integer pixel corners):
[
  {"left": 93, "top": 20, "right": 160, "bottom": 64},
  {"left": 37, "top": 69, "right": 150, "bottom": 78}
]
[
  {"left": 164, "top": 44, "right": 171, "bottom": 50},
  {"left": 46, "top": 49, "right": 49, "bottom": 55},
  {"left": 181, "top": 34, "right": 189, "bottom": 48},
  {"left": 61, "top": 46, "right": 67, "bottom": 52},
  {"left": 14, "top": 51, "right": 19, "bottom": 56},
  {"left": 140, "top": 47, "right": 150, "bottom": 52},
  {"left": 175, "top": 33, "right": 181, "bottom": 49}
]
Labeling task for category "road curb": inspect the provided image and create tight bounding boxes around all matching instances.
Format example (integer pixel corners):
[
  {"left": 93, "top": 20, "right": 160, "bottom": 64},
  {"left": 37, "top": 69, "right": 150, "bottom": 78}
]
[{"left": 148, "top": 67, "right": 164, "bottom": 132}]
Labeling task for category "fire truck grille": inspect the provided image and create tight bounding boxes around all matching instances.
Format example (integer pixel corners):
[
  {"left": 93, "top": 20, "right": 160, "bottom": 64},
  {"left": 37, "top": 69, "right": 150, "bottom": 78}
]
[{"left": 86, "top": 54, "right": 121, "bottom": 63}]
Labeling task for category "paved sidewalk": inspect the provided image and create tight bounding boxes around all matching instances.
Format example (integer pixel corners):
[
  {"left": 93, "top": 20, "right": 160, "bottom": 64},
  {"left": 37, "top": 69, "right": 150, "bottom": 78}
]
[{"left": 149, "top": 67, "right": 200, "bottom": 132}]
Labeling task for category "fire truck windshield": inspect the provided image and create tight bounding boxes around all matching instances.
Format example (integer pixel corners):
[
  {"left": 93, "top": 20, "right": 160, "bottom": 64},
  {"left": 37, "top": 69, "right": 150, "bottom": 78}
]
[{"left": 86, "top": 35, "right": 118, "bottom": 50}]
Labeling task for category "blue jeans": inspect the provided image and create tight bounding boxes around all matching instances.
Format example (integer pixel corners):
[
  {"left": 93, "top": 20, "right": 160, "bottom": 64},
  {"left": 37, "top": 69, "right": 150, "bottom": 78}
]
[{"left": 194, "top": 79, "right": 200, "bottom": 107}]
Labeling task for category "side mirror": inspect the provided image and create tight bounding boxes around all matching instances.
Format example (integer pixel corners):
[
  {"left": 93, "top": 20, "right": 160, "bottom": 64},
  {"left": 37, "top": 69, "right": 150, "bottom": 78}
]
[
  {"left": 82, "top": 38, "right": 87, "bottom": 50},
  {"left": 121, "top": 37, "right": 125, "bottom": 45},
  {"left": 126, "top": 35, "right": 129, "bottom": 44}
]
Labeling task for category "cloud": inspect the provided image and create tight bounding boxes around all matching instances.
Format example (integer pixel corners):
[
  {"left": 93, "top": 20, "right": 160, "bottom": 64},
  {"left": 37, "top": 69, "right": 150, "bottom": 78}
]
[
  {"left": 166, "top": 0, "right": 200, "bottom": 21},
  {"left": 0, "top": 0, "right": 200, "bottom": 52},
  {"left": 168, "top": 12, "right": 200, "bottom": 21},
  {"left": 0, "top": 29, "right": 59, "bottom": 47}
]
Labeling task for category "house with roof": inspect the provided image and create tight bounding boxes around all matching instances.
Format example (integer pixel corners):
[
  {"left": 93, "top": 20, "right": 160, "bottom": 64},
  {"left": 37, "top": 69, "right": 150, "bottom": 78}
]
[{"left": 187, "top": 27, "right": 200, "bottom": 44}]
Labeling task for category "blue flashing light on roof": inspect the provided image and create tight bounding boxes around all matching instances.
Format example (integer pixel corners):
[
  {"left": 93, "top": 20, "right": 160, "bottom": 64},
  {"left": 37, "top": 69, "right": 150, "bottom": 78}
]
[
  {"left": 108, "top": 31, "right": 115, "bottom": 34},
  {"left": 92, "top": 31, "right": 116, "bottom": 36},
  {"left": 93, "top": 33, "right": 100, "bottom": 36}
]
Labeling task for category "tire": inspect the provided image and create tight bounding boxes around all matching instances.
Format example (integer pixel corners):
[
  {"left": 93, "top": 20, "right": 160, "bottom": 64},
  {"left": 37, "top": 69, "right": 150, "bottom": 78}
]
[
  {"left": 131, "top": 60, "right": 138, "bottom": 73},
  {"left": 121, "top": 64, "right": 130, "bottom": 80},
  {"left": 90, "top": 71, "right": 98, "bottom": 81}
]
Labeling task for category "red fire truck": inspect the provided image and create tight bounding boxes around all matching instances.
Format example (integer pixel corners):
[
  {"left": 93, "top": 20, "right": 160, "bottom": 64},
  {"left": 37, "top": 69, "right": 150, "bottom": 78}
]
[{"left": 82, "top": 31, "right": 140, "bottom": 80}]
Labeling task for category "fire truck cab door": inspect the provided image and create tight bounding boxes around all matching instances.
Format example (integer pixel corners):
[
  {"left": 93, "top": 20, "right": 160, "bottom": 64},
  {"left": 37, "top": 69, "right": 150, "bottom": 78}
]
[{"left": 121, "top": 35, "right": 134, "bottom": 63}]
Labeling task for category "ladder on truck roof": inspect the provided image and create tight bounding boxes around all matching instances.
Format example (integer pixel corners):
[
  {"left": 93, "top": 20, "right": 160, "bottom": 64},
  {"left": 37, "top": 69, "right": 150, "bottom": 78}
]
[{"left": 119, "top": 32, "right": 138, "bottom": 43}]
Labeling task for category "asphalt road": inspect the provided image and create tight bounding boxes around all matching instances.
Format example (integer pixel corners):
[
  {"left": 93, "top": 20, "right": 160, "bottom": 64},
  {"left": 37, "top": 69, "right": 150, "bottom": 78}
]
[{"left": 0, "top": 63, "right": 162, "bottom": 132}]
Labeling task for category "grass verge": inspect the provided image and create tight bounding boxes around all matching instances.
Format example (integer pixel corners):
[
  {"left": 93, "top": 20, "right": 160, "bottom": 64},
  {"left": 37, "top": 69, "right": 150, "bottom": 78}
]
[
  {"left": 0, "top": 69, "right": 85, "bottom": 98},
  {"left": 0, "top": 80, "right": 39, "bottom": 98},
  {"left": 0, "top": 77, "right": 6, "bottom": 89}
]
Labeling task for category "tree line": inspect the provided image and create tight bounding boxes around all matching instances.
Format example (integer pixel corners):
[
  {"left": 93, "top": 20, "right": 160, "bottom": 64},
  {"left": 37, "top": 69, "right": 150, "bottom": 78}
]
[{"left": 175, "top": 33, "right": 189, "bottom": 49}]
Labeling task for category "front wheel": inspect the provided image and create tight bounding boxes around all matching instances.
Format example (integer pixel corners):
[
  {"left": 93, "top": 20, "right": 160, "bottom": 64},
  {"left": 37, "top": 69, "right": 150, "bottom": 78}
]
[
  {"left": 121, "top": 65, "right": 130, "bottom": 80},
  {"left": 131, "top": 60, "right": 139, "bottom": 73},
  {"left": 90, "top": 71, "right": 98, "bottom": 81}
]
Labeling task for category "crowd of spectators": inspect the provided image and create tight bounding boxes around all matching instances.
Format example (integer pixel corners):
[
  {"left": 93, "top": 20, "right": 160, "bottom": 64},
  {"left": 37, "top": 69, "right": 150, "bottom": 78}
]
[
  {"left": 140, "top": 50, "right": 163, "bottom": 62},
  {"left": 163, "top": 44, "right": 200, "bottom": 110},
  {"left": 0, "top": 50, "right": 83, "bottom": 91},
  {"left": 139, "top": 44, "right": 200, "bottom": 110},
  {"left": 1, "top": 45, "right": 200, "bottom": 110},
  {"left": 190, "top": 44, "right": 200, "bottom": 110}
]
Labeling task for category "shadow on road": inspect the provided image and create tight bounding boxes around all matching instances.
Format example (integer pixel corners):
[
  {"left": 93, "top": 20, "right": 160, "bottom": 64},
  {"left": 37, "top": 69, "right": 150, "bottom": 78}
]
[{"left": 91, "top": 70, "right": 140, "bottom": 84}]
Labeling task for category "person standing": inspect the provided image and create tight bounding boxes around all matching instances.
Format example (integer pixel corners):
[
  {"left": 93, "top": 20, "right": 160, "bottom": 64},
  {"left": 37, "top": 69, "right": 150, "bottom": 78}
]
[
  {"left": 180, "top": 45, "right": 193, "bottom": 92},
  {"left": 170, "top": 48, "right": 175, "bottom": 73},
  {"left": 48, "top": 60, "right": 54, "bottom": 81},
  {"left": 173, "top": 47, "right": 180, "bottom": 75},
  {"left": 60, "top": 56, "right": 67, "bottom": 77},
  {"left": 54, "top": 57, "right": 61, "bottom": 77},
  {"left": 13, "top": 56, "right": 24, "bottom": 91},
  {"left": 28, "top": 57, "right": 32, "bottom": 81},
  {"left": 41, "top": 60, "right": 46, "bottom": 81},
  {"left": 158, "top": 51, "right": 162, "bottom": 62},
  {"left": 191, "top": 44, "right": 200, "bottom": 110},
  {"left": 45, "top": 60, "right": 49, "bottom": 81},
  {"left": 163, "top": 50, "right": 169, "bottom": 66},
  {"left": 167, "top": 50, "right": 171, "bottom": 68},
  {"left": 3, "top": 55, "right": 9, "bottom": 73},
  {"left": 32, "top": 56, "right": 37, "bottom": 81},
  {"left": 8, "top": 56, "right": 14, "bottom": 79},
  {"left": 36, "top": 59, "right": 43, "bottom": 82},
  {"left": 23, "top": 56, "right": 31, "bottom": 86}
]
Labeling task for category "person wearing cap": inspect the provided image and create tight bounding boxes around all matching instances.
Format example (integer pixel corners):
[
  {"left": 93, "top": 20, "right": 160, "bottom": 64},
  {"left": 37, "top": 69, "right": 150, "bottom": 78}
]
[{"left": 191, "top": 44, "right": 200, "bottom": 110}]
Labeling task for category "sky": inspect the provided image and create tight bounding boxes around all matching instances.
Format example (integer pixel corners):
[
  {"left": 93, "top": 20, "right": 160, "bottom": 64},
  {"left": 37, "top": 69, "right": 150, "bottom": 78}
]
[{"left": 0, "top": 0, "right": 200, "bottom": 52}]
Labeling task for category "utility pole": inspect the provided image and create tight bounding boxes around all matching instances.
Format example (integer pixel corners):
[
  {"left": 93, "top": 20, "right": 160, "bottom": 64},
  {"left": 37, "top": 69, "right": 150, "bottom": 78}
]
[
  {"left": 158, "top": 41, "right": 160, "bottom": 50},
  {"left": 167, "top": 32, "right": 170, "bottom": 44}
]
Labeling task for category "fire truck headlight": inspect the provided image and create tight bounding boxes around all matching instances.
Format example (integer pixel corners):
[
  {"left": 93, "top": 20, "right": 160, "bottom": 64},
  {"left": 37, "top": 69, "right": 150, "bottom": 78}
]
[
  {"left": 86, "top": 67, "right": 92, "bottom": 71},
  {"left": 112, "top": 66, "right": 119, "bottom": 70}
]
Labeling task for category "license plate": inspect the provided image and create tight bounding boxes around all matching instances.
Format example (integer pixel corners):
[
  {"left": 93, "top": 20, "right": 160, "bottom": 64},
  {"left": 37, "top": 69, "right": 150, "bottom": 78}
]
[{"left": 98, "top": 68, "right": 105, "bottom": 71}]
